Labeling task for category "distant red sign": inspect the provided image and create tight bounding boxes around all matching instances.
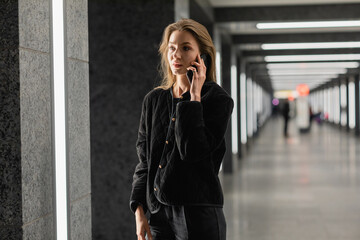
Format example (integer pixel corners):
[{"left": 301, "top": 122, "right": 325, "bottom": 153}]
[{"left": 296, "top": 84, "right": 310, "bottom": 96}]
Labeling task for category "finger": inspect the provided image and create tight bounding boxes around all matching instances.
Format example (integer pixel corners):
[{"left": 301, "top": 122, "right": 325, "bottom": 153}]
[
  {"left": 192, "top": 69, "right": 199, "bottom": 82},
  {"left": 138, "top": 232, "right": 146, "bottom": 240},
  {"left": 187, "top": 66, "right": 197, "bottom": 73},
  {"left": 196, "top": 53, "right": 201, "bottom": 62},
  {"left": 137, "top": 228, "right": 146, "bottom": 240},
  {"left": 145, "top": 225, "right": 153, "bottom": 240},
  {"left": 191, "top": 61, "right": 201, "bottom": 66}
]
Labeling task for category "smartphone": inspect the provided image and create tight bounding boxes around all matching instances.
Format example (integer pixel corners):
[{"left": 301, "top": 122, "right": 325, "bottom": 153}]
[{"left": 186, "top": 54, "right": 210, "bottom": 84}]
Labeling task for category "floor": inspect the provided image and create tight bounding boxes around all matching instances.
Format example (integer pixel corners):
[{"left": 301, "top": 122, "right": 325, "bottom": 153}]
[{"left": 221, "top": 116, "right": 360, "bottom": 240}]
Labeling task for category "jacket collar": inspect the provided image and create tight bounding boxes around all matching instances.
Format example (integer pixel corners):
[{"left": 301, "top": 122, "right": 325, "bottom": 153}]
[{"left": 170, "top": 83, "right": 190, "bottom": 100}]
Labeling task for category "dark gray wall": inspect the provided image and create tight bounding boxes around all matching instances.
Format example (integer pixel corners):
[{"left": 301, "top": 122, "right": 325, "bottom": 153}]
[
  {"left": 88, "top": 0, "right": 174, "bottom": 239},
  {"left": 0, "top": 1, "right": 22, "bottom": 239},
  {"left": 189, "top": 0, "right": 213, "bottom": 37},
  {"left": 221, "top": 39, "right": 233, "bottom": 173}
]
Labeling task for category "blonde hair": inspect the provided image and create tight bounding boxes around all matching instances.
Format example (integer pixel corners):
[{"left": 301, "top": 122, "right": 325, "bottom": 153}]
[{"left": 156, "top": 18, "right": 216, "bottom": 90}]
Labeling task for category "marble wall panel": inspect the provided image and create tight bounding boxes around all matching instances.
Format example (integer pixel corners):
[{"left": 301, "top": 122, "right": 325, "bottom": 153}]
[{"left": 20, "top": 49, "right": 52, "bottom": 225}]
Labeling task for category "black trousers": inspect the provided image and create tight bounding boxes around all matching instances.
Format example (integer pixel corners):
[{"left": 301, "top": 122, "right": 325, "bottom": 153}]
[{"left": 147, "top": 204, "right": 226, "bottom": 240}]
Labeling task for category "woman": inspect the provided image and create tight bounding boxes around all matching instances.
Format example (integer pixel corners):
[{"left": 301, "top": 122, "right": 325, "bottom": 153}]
[{"left": 130, "top": 18, "right": 234, "bottom": 240}]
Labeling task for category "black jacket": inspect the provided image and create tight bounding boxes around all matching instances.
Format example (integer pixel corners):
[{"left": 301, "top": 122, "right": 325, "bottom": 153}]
[{"left": 130, "top": 81, "right": 234, "bottom": 214}]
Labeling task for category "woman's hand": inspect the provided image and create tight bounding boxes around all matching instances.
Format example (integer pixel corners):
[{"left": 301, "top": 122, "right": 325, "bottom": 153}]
[
  {"left": 135, "top": 206, "right": 152, "bottom": 240},
  {"left": 187, "top": 54, "right": 206, "bottom": 102}
]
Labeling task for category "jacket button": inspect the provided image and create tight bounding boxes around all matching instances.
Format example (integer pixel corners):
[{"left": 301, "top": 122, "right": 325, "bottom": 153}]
[
  {"left": 180, "top": 95, "right": 183, "bottom": 99},
  {"left": 172, "top": 117, "right": 176, "bottom": 122},
  {"left": 165, "top": 140, "right": 169, "bottom": 144},
  {"left": 154, "top": 187, "right": 157, "bottom": 191},
  {"left": 159, "top": 165, "right": 162, "bottom": 169}
]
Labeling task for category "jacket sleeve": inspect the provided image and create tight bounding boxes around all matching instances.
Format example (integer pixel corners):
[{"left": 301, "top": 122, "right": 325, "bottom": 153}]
[
  {"left": 174, "top": 94, "right": 234, "bottom": 162},
  {"left": 129, "top": 95, "right": 149, "bottom": 214}
]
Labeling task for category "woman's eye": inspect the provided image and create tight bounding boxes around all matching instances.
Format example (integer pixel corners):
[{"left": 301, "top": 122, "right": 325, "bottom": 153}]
[
  {"left": 169, "top": 46, "right": 175, "bottom": 51},
  {"left": 183, "top": 46, "right": 190, "bottom": 51}
]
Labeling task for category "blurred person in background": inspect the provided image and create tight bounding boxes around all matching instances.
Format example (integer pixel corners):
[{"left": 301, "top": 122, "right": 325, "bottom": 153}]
[
  {"left": 282, "top": 99, "right": 290, "bottom": 137},
  {"left": 130, "top": 19, "right": 233, "bottom": 240}
]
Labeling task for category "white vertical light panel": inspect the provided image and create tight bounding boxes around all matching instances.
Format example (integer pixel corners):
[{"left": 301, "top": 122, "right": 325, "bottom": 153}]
[
  {"left": 324, "top": 89, "right": 328, "bottom": 119},
  {"left": 340, "top": 83, "right": 347, "bottom": 126},
  {"left": 253, "top": 82, "right": 256, "bottom": 130},
  {"left": 254, "top": 83, "right": 259, "bottom": 132},
  {"left": 240, "top": 73, "right": 247, "bottom": 144},
  {"left": 330, "top": 88, "right": 334, "bottom": 122},
  {"left": 247, "top": 79, "right": 253, "bottom": 137},
  {"left": 51, "top": 0, "right": 69, "bottom": 239},
  {"left": 319, "top": 90, "right": 323, "bottom": 113},
  {"left": 334, "top": 86, "right": 340, "bottom": 124},
  {"left": 213, "top": 26, "right": 221, "bottom": 86},
  {"left": 216, "top": 52, "right": 221, "bottom": 86},
  {"left": 230, "top": 65, "right": 238, "bottom": 154},
  {"left": 349, "top": 81, "right": 356, "bottom": 129}
]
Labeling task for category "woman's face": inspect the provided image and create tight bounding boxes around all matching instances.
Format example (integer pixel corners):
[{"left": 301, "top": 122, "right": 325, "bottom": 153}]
[{"left": 167, "top": 30, "right": 200, "bottom": 76}]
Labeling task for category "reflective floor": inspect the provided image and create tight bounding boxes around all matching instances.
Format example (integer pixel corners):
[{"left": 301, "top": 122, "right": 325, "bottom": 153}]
[{"left": 221, "top": 117, "right": 360, "bottom": 240}]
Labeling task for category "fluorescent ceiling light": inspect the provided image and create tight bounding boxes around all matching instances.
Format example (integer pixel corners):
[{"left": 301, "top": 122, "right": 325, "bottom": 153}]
[
  {"left": 273, "top": 83, "right": 321, "bottom": 87},
  {"left": 271, "top": 79, "right": 331, "bottom": 83},
  {"left": 273, "top": 82, "right": 321, "bottom": 86},
  {"left": 268, "top": 69, "right": 347, "bottom": 75},
  {"left": 266, "top": 62, "right": 360, "bottom": 69},
  {"left": 257, "top": 20, "right": 360, "bottom": 29},
  {"left": 265, "top": 54, "right": 360, "bottom": 62},
  {"left": 270, "top": 74, "right": 337, "bottom": 80},
  {"left": 262, "top": 42, "right": 360, "bottom": 50}
]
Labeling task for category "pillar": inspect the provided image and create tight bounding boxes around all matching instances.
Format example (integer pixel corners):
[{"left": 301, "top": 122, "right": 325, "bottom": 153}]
[
  {"left": 1, "top": 0, "right": 91, "bottom": 239},
  {"left": 88, "top": 0, "right": 175, "bottom": 239},
  {"left": 221, "top": 36, "right": 233, "bottom": 173},
  {"left": 355, "top": 73, "right": 360, "bottom": 136}
]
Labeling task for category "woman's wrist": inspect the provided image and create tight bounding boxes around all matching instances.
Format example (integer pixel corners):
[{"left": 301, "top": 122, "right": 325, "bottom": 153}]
[
  {"left": 135, "top": 205, "right": 144, "bottom": 216},
  {"left": 190, "top": 93, "right": 201, "bottom": 102}
]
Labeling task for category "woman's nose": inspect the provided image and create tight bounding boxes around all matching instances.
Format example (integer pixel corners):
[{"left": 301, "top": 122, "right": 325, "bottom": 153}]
[{"left": 173, "top": 48, "right": 181, "bottom": 59}]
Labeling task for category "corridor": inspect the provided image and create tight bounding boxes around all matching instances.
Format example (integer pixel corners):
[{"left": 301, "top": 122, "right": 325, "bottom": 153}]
[{"left": 222, "top": 117, "right": 360, "bottom": 240}]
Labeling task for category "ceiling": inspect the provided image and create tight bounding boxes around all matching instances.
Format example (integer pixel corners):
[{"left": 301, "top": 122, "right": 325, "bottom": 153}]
[
  {"left": 206, "top": 0, "right": 360, "bottom": 92},
  {"left": 209, "top": 0, "right": 360, "bottom": 7}
]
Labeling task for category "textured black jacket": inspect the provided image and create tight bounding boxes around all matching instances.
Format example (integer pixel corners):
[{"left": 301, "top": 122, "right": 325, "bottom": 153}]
[{"left": 130, "top": 81, "right": 234, "bottom": 214}]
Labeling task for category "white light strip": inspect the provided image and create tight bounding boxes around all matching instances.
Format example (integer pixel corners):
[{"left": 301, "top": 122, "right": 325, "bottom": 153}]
[
  {"left": 257, "top": 20, "right": 360, "bottom": 29},
  {"left": 216, "top": 51, "right": 221, "bottom": 86},
  {"left": 273, "top": 83, "right": 320, "bottom": 87},
  {"left": 247, "top": 79, "right": 253, "bottom": 138},
  {"left": 349, "top": 81, "right": 356, "bottom": 129},
  {"left": 240, "top": 73, "right": 247, "bottom": 144},
  {"left": 271, "top": 81, "right": 329, "bottom": 85},
  {"left": 51, "top": 0, "right": 69, "bottom": 239},
  {"left": 265, "top": 54, "right": 360, "bottom": 62},
  {"left": 268, "top": 69, "right": 346, "bottom": 75},
  {"left": 266, "top": 62, "right": 360, "bottom": 69},
  {"left": 270, "top": 74, "right": 337, "bottom": 80},
  {"left": 231, "top": 65, "right": 238, "bottom": 154},
  {"left": 262, "top": 42, "right": 360, "bottom": 50}
]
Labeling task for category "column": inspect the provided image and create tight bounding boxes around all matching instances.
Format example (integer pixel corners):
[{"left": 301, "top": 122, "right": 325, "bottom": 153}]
[
  {"left": 1, "top": 0, "right": 91, "bottom": 239},
  {"left": 355, "top": 74, "right": 360, "bottom": 135},
  {"left": 88, "top": 0, "right": 175, "bottom": 239},
  {"left": 220, "top": 36, "right": 233, "bottom": 173}
]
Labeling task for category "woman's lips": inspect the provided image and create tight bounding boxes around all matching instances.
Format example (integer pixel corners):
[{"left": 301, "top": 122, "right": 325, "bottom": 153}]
[{"left": 173, "top": 63, "right": 182, "bottom": 68}]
